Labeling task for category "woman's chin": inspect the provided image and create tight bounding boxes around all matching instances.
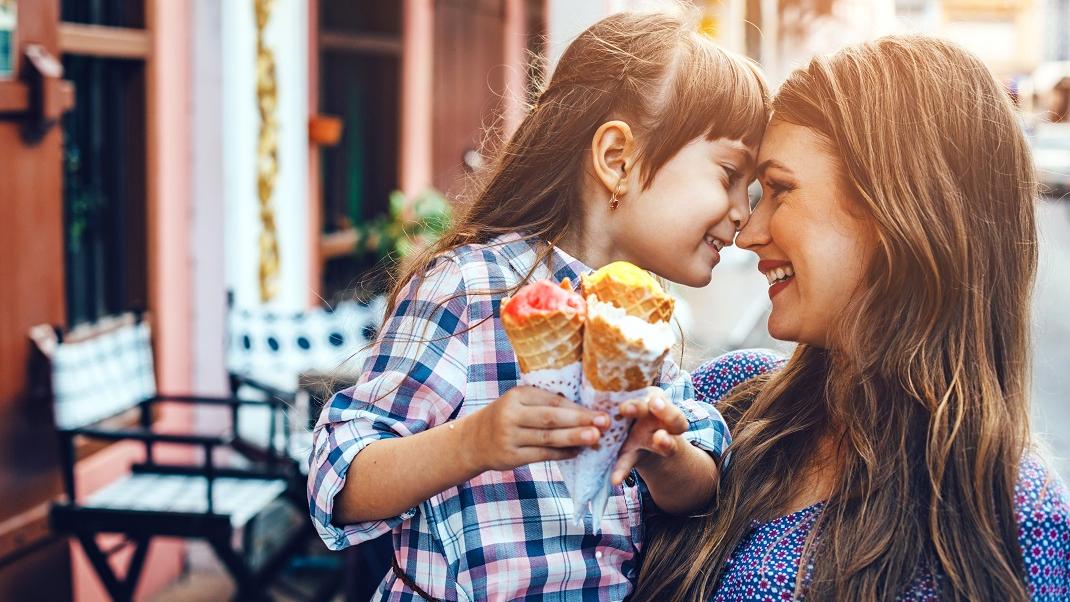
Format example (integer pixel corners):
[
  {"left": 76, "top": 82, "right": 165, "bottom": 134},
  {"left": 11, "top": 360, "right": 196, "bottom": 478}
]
[{"left": 765, "top": 314, "right": 797, "bottom": 343}]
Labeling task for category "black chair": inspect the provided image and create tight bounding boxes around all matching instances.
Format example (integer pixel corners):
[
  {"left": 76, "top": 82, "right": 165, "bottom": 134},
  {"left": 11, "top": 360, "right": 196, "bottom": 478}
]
[
  {"left": 32, "top": 313, "right": 306, "bottom": 601},
  {"left": 224, "top": 295, "right": 393, "bottom": 599},
  {"left": 223, "top": 294, "right": 384, "bottom": 473}
]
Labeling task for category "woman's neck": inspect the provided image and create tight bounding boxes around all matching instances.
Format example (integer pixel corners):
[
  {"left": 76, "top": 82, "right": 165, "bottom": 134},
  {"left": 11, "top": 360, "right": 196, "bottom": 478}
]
[{"left": 781, "top": 431, "right": 843, "bottom": 515}]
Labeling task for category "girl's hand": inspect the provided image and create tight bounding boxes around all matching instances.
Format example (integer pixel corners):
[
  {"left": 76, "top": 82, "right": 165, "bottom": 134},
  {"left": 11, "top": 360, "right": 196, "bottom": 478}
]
[
  {"left": 610, "top": 388, "right": 690, "bottom": 485},
  {"left": 463, "top": 386, "right": 609, "bottom": 473}
]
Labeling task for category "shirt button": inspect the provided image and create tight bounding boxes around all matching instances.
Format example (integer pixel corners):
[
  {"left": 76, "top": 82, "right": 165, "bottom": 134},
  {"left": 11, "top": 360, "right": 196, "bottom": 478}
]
[
  {"left": 624, "top": 473, "right": 636, "bottom": 487},
  {"left": 595, "top": 550, "right": 603, "bottom": 560}
]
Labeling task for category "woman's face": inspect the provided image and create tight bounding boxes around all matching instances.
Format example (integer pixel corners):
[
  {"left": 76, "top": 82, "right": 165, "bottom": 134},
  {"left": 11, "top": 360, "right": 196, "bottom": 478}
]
[{"left": 737, "top": 120, "right": 876, "bottom": 348}]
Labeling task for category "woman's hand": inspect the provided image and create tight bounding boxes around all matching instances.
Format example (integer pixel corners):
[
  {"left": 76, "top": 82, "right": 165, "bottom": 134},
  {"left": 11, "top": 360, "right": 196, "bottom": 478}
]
[
  {"left": 610, "top": 388, "right": 690, "bottom": 485},
  {"left": 462, "top": 386, "right": 609, "bottom": 473}
]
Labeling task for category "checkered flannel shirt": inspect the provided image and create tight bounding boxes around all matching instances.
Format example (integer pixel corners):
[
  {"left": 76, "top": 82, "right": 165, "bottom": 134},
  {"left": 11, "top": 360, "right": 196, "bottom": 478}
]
[{"left": 308, "top": 232, "right": 733, "bottom": 601}]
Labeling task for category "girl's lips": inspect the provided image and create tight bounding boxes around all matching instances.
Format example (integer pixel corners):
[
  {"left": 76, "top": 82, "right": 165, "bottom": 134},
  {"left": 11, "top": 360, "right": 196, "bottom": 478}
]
[{"left": 702, "top": 237, "right": 722, "bottom": 267}]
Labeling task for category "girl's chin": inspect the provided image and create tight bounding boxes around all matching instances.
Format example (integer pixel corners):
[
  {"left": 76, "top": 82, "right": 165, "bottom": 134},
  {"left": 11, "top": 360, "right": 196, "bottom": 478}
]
[{"left": 677, "top": 268, "right": 713, "bottom": 288}]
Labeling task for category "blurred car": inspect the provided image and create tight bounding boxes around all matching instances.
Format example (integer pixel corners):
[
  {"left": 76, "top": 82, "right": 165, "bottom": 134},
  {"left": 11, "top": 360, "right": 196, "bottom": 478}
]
[{"left": 1031, "top": 123, "right": 1070, "bottom": 197}]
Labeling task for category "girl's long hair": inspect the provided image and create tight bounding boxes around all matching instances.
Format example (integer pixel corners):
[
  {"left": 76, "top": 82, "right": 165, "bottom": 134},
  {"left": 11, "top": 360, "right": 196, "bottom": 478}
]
[
  {"left": 382, "top": 8, "right": 768, "bottom": 318},
  {"left": 634, "top": 35, "right": 1037, "bottom": 601}
]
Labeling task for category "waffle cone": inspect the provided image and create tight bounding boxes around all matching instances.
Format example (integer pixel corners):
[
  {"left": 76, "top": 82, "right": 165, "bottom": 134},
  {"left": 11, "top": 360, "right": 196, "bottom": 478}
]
[
  {"left": 501, "top": 306, "right": 584, "bottom": 373},
  {"left": 581, "top": 314, "right": 669, "bottom": 391},
  {"left": 580, "top": 274, "right": 674, "bottom": 323}
]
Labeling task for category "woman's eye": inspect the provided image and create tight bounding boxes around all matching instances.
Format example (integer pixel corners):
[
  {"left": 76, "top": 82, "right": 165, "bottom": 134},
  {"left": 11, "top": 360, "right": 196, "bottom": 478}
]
[{"left": 766, "top": 180, "right": 794, "bottom": 200}]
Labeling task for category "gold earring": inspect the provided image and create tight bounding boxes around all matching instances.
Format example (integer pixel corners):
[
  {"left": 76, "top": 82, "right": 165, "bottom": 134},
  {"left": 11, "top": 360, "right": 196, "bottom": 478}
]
[{"left": 609, "top": 178, "right": 625, "bottom": 210}]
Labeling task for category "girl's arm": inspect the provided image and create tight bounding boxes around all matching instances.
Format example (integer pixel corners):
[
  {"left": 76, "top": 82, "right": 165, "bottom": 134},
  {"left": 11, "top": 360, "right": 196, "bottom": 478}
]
[
  {"left": 334, "top": 386, "right": 607, "bottom": 523},
  {"left": 611, "top": 390, "right": 719, "bottom": 515},
  {"left": 308, "top": 256, "right": 607, "bottom": 546}
]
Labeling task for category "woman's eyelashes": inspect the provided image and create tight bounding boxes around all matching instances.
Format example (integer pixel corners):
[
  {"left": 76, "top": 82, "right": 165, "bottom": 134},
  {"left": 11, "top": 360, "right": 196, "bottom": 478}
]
[{"left": 762, "top": 178, "right": 796, "bottom": 202}]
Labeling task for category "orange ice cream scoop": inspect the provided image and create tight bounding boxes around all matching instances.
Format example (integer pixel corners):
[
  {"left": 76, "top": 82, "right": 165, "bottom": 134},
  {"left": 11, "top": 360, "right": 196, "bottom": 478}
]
[{"left": 501, "top": 278, "right": 585, "bottom": 323}]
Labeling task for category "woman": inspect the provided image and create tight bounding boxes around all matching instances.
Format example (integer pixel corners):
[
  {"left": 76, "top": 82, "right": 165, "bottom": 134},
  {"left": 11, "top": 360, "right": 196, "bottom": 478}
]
[{"left": 634, "top": 36, "right": 1069, "bottom": 601}]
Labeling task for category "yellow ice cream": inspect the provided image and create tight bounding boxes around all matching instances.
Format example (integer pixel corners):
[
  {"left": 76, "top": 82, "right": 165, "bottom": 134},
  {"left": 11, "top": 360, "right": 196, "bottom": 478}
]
[
  {"left": 583, "top": 261, "right": 663, "bottom": 295},
  {"left": 581, "top": 261, "right": 674, "bottom": 323}
]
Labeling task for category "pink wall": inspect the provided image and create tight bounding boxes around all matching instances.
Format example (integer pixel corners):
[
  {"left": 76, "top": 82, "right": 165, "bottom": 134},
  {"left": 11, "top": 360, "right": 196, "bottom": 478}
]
[
  {"left": 71, "top": 0, "right": 194, "bottom": 599},
  {"left": 400, "top": 0, "right": 434, "bottom": 197}
]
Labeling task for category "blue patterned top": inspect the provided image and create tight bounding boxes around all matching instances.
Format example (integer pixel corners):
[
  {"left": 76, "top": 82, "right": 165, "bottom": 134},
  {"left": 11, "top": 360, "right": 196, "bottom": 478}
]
[{"left": 692, "top": 354, "right": 1070, "bottom": 601}]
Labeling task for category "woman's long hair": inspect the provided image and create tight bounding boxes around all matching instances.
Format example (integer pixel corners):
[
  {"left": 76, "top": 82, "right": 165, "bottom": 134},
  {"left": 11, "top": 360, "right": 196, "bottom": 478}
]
[
  {"left": 381, "top": 8, "right": 768, "bottom": 318},
  {"left": 634, "top": 36, "right": 1037, "bottom": 601}
]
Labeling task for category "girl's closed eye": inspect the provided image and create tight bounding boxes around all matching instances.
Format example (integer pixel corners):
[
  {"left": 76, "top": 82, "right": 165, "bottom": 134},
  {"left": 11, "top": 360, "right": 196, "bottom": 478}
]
[{"left": 720, "top": 164, "right": 742, "bottom": 188}]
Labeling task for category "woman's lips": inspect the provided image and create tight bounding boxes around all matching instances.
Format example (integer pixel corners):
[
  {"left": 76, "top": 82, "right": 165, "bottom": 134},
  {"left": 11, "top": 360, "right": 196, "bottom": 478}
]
[{"left": 758, "top": 260, "right": 795, "bottom": 300}]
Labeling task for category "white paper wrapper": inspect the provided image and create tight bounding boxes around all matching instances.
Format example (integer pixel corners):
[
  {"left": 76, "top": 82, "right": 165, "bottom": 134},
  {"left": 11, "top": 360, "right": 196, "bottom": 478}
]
[
  {"left": 519, "top": 363, "right": 586, "bottom": 518},
  {"left": 562, "top": 381, "right": 652, "bottom": 530},
  {"left": 518, "top": 362, "right": 583, "bottom": 401}
]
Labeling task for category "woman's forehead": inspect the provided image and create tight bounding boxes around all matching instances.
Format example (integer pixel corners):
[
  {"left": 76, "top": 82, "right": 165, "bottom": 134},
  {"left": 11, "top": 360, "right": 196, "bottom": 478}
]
[{"left": 757, "top": 121, "right": 838, "bottom": 177}]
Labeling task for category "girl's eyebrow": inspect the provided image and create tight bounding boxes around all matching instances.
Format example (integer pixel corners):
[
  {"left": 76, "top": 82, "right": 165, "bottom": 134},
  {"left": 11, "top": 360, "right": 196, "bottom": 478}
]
[
  {"left": 718, "top": 140, "right": 756, "bottom": 173},
  {"left": 757, "top": 158, "right": 793, "bottom": 179}
]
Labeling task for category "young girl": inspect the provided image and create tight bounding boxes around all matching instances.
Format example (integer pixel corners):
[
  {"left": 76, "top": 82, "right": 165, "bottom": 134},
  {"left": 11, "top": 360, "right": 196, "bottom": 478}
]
[{"left": 308, "top": 9, "right": 770, "bottom": 600}]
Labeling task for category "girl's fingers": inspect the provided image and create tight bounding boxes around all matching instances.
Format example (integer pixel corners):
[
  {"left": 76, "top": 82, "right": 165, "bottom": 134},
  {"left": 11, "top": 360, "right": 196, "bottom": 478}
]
[
  {"left": 514, "top": 386, "right": 575, "bottom": 407},
  {"left": 619, "top": 398, "right": 649, "bottom": 419},
  {"left": 611, "top": 449, "right": 641, "bottom": 485},
  {"left": 648, "top": 396, "right": 689, "bottom": 434},
  {"left": 517, "top": 406, "right": 608, "bottom": 429},
  {"left": 650, "top": 429, "right": 680, "bottom": 456},
  {"left": 519, "top": 426, "right": 601, "bottom": 448},
  {"left": 520, "top": 446, "right": 581, "bottom": 464}
]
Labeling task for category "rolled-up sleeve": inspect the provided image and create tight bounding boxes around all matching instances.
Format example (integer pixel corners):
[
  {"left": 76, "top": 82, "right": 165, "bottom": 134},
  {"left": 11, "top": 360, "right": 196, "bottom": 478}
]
[
  {"left": 658, "top": 358, "right": 730, "bottom": 460},
  {"left": 307, "top": 257, "right": 470, "bottom": 550}
]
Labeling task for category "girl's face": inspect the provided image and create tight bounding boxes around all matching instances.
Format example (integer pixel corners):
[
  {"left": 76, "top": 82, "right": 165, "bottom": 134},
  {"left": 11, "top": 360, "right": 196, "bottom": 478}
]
[
  {"left": 612, "top": 136, "right": 756, "bottom": 288},
  {"left": 736, "top": 120, "right": 876, "bottom": 348}
]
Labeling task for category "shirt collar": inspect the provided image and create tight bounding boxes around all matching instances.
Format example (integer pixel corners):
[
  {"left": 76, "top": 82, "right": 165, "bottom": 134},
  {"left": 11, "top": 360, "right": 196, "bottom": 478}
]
[{"left": 491, "top": 232, "right": 589, "bottom": 291}]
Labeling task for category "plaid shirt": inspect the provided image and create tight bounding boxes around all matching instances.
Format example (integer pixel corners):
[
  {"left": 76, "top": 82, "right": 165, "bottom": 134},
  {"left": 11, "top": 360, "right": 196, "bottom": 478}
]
[{"left": 308, "top": 233, "right": 731, "bottom": 601}]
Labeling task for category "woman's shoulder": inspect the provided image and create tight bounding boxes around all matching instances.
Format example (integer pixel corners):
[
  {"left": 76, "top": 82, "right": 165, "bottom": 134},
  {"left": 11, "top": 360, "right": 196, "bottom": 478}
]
[
  {"left": 691, "top": 349, "right": 786, "bottom": 404},
  {"left": 1015, "top": 454, "right": 1070, "bottom": 598},
  {"left": 1016, "top": 454, "right": 1069, "bottom": 516}
]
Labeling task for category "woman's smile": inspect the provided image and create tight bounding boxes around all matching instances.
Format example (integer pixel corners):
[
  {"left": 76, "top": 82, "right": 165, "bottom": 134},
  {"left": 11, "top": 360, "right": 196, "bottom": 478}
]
[{"left": 758, "top": 259, "right": 795, "bottom": 300}]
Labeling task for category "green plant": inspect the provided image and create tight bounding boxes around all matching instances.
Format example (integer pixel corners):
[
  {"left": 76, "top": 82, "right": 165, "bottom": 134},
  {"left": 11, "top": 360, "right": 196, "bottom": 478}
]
[{"left": 352, "top": 188, "right": 452, "bottom": 264}]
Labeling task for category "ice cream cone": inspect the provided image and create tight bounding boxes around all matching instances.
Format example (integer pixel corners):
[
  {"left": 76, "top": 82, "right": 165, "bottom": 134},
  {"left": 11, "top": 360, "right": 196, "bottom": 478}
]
[
  {"left": 501, "top": 278, "right": 586, "bottom": 373},
  {"left": 581, "top": 296, "right": 673, "bottom": 391},
  {"left": 581, "top": 262, "right": 674, "bottom": 323},
  {"left": 502, "top": 308, "right": 584, "bottom": 372}
]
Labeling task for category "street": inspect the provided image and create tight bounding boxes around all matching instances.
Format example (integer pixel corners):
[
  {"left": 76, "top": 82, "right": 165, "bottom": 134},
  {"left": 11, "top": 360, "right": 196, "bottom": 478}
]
[{"left": 1032, "top": 196, "right": 1070, "bottom": 482}]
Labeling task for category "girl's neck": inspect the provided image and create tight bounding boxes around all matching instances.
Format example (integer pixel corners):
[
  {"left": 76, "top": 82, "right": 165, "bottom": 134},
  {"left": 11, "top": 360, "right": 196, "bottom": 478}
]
[{"left": 556, "top": 212, "right": 619, "bottom": 271}]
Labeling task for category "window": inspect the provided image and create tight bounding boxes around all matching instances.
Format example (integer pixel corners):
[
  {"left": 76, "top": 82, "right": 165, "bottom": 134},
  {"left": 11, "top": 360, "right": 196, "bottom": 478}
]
[
  {"left": 318, "top": 3, "right": 402, "bottom": 298},
  {"left": 59, "top": 0, "right": 149, "bottom": 325}
]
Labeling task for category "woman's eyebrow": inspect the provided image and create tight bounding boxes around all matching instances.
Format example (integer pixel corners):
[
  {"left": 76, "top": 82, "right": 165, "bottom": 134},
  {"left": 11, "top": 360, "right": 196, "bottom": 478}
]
[{"left": 757, "top": 159, "right": 793, "bottom": 179}]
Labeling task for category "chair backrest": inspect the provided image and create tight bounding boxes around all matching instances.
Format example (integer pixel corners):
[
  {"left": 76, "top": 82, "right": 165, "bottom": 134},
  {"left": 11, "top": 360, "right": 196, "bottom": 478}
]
[
  {"left": 225, "top": 298, "right": 385, "bottom": 394},
  {"left": 30, "top": 313, "right": 157, "bottom": 430}
]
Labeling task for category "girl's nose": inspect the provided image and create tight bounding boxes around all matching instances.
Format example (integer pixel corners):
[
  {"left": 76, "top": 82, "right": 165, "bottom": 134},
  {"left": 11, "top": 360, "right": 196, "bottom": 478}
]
[
  {"left": 730, "top": 186, "right": 752, "bottom": 232},
  {"left": 729, "top": 208, "right": 746, "bottom": 232}
]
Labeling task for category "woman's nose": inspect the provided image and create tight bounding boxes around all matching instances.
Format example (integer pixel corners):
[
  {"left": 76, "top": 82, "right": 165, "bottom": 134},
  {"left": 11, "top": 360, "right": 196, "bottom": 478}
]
[{"left": 736, "top": 202, "right": 770, "bottom": 250}]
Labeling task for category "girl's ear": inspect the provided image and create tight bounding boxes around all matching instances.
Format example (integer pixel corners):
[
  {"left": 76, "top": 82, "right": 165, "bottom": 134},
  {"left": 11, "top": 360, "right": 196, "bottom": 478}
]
[{"left": 590, "top": 120, "right": 636, "bottom": 197}]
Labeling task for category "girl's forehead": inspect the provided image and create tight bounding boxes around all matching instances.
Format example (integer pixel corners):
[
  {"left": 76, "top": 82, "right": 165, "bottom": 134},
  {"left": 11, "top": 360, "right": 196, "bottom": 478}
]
[{"left": 706, "top": 137, "right": 757, "bottom": 168}]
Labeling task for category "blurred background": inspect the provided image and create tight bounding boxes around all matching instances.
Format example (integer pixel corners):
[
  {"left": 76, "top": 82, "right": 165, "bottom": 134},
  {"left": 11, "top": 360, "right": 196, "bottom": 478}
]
[{"left": 0, "top": 0, "right": 1067, "bottom": 600}]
